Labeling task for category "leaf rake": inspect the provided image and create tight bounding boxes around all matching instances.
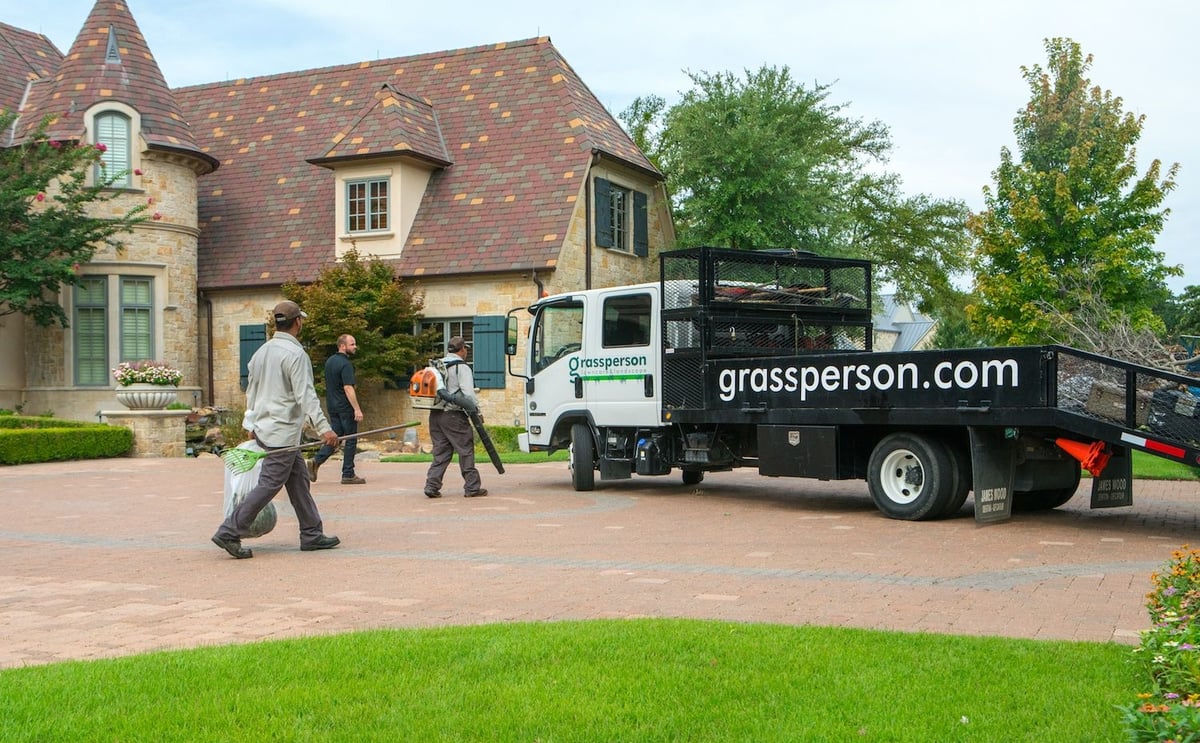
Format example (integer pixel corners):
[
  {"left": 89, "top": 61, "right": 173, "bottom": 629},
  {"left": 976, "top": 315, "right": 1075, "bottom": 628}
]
[{"left": 220, "top": 421, "right": 420, "bottom": 475}]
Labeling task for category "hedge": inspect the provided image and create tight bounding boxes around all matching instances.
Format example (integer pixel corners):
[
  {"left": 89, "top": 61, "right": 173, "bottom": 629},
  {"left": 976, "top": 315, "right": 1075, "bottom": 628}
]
[{"left": 0, "top": 417, "right": 133, "bottom": 464}]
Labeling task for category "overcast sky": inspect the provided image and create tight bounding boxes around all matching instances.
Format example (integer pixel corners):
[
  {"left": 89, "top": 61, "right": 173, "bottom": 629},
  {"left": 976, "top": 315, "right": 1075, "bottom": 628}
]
[{"left": 8, "top": 0, "right": 1196, "bottom": 291}]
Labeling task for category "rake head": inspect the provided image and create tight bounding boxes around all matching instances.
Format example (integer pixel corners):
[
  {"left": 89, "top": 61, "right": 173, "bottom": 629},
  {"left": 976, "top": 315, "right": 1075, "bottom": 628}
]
[{"left": 220, "top": 446, "right": 267, "bottom": 475}]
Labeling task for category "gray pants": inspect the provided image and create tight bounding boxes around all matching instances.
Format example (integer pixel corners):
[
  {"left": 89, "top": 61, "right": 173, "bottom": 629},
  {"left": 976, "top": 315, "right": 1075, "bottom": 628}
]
[
  {"left": 216, "top": 448, "right": 325, "bottom": 545},
  {"left": 425, "top": 409, "right": 482, "bottom": 494}
]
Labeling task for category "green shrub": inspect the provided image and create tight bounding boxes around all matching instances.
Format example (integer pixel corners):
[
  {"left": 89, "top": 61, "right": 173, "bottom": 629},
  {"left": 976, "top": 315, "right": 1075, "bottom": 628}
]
[
  {"left": 0, "top": 424, "right": 133, "bottom": 464},
  {"left": 1122, "top": 545, "right": 1200, "bottom": 740}
]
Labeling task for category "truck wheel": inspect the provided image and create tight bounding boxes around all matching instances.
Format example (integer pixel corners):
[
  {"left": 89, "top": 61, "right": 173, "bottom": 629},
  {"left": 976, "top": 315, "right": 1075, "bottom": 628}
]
[
  {"left": 682, "top": 470, "right": 704, "bottom": 486},
  {"left": 1013, "top": 467, "right": 1081, "bottom": 511},
  {"left": 867, "top": 433, "right": 955, "bottom": 521},
  {"left": 569, "top": 423, "right": 595, "bottom": 491},
  {"left": 936, "top": 439, "right": 971, "bottom": 518}
]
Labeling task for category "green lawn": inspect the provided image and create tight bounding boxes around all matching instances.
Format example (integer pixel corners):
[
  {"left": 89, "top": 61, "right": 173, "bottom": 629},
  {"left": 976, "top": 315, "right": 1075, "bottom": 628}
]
[{"left": 0, "top": 619, "right": 1139, "bottom": 742}]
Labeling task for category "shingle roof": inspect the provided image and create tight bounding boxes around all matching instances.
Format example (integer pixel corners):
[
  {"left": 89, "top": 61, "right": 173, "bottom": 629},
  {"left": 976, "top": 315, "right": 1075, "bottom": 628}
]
[
  {"left": 175, "top": 37, "right": 660, "bottom": 289},
  {"left": 0, "top": 21, "right": 62, "bottom": 125},
  {"left": 15, "top": 1, "right": 215, "bottom": 169}
]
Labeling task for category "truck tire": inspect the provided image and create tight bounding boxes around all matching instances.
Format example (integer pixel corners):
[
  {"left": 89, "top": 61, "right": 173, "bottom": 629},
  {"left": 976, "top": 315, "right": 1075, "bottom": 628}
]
[
  {"left": 682, "top": 470, "right": 704, "bottom": 486},
  {"left": 1013, "top": 467, "right": 1081, "bottom": 511},
  {"left": 867, "top": 433, "right": 956, "bottom": 521},
  {"left": 570, "top": 423, "right": 595, "bottom": 491},
  {"left": 936, "top": 439, "right": 971, "bottom": 518}
]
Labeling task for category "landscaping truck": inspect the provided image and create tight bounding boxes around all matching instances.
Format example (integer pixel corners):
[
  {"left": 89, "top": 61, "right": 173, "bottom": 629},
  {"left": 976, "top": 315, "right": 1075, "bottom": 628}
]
[{"left": 502, "top": 247, "right": 1200, "bottom": 523}]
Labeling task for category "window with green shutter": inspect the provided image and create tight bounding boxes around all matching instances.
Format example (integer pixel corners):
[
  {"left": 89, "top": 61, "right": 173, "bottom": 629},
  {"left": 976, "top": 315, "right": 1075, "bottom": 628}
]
[
  {"left": 594, "top": 176, "right": 649, "bottom": 256},
  {"left": 239, "top": 324, "right": 267, "bottom": 390},
  {"left": 74, "top": 278, "right": 108, "bottom": 386},
  {"left": 120, "top": 277, "right": 153, "bottom": 361}
]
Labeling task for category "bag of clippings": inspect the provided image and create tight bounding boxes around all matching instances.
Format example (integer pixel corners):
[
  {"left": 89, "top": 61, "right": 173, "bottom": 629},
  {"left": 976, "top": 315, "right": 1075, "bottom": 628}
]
[{"left": 221, "top": 440, "right": 277, "bottom": 538}]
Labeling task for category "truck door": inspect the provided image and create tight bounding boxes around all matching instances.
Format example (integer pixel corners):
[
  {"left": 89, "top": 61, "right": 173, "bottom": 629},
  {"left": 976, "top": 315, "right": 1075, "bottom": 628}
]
[
  {"left": 525, "top": 297, "right": 585, "bottom": 448},
  {"left": 584, "top": 289, "right": 660, "bottom": 428}
]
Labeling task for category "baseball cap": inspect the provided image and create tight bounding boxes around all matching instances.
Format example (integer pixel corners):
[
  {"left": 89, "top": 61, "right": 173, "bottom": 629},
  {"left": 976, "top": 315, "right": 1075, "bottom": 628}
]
[
  {"left": 447, "top": 335, "right": 471, "bottom": 352},
  {"left": 273, "top": 300, "right": 308, "bottom": 322}
]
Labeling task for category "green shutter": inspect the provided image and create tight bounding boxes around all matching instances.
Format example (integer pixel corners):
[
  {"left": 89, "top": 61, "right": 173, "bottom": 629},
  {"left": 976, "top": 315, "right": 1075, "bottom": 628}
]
[
  {"left": 74, "top": 278, "right": 108, "bottom": 386},
  {"left": 239, "top": 324, "right": 267, "bottom": 390},
  {"left": 633, "top": 190, "right": 648, "bottom": 257},
  {"left": 594, "top": 177, "right": 613, "bottom": 248},
  {"left": 471, "top": 315, "right": 506, "bottom": 389}
]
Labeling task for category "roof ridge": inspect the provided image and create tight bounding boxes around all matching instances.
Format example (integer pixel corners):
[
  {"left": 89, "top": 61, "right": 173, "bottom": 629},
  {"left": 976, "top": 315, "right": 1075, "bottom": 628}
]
[{"left": 174, "top": 36, "right": 552, "bottom": 92}]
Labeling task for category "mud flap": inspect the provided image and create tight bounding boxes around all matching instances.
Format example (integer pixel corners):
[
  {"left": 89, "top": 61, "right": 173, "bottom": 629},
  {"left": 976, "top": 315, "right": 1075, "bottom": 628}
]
[
  {"left": 969, "top": 427, "right": 1017, "bottom": 525},
  {"left": 1090, "top": 445, "right": 1132, "bottom": 509}
]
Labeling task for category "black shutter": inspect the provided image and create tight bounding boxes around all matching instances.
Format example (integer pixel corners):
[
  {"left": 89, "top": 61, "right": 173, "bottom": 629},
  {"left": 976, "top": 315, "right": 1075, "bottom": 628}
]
[
  {"left": 633, "top": 190, "right": 648, "bottom": 257},
  {"left": 594, "top": 177, "right": 613, "bottom": 248},
  {"left": 471, "top": 315, "right": 506, "bottom": 389},
  {"left": 239, "top": 324, "right": 267, "bottom": 390}
]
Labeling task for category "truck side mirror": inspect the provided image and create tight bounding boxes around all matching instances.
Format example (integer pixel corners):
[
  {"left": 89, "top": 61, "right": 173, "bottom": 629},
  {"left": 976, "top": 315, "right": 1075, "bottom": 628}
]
[{"left": 505, "top": 315, "right": 519, "bottom": 356}]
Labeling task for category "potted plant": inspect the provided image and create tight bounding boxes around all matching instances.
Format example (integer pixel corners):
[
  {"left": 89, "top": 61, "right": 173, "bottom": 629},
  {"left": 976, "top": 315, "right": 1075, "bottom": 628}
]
[{"left": 112, "top": 361, "right": 182, "bottom": 409}]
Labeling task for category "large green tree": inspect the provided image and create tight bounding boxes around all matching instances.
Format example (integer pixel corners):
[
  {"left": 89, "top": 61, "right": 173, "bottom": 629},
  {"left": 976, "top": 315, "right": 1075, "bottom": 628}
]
[
  {"left": 968, "top": 39, "right": 1180, "bottom": 345},
  {"left": 621, "top": 66, "right": 970, "bottom": 311},
  {"left": 282, "top": 248, "right": 435, "bottom": 388},
  {"left": 0, "top": 110, "right": 148, "bottom": 327}
]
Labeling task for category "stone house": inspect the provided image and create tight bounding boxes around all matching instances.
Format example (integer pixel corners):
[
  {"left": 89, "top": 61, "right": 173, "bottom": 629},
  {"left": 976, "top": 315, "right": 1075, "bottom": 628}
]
[{"left": 0, "top": 1, "right": 671, "bottom": 434}]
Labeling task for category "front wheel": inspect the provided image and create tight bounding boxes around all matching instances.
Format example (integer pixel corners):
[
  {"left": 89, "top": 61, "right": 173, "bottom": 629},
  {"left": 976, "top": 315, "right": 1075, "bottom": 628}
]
[
  {"left": 681, "top": 470, "right": 704, "bottom": 486},
  {"left": 569, "top": 423, "right": 595, "bottom": 491},
  {"left": 867, "top": 433, "right": 956, "bottom": 521}
]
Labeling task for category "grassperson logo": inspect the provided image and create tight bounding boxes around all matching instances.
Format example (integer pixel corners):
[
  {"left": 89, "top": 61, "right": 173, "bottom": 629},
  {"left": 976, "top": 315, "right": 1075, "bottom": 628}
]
[
  {"left": 716, "top": 357, "right": 1022, "bottom": 402},
  {"left": 568, "top": 354, "right": 649, "bottom": 381}
]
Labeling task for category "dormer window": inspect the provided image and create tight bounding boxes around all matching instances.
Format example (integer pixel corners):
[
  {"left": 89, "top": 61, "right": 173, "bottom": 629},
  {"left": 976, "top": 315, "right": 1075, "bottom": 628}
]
[
  {"left": 346, "top": 177, "right": 390, "bottom": 232},
  {"left": 94, "top": 112, "right": 132, "bottom": 188}
]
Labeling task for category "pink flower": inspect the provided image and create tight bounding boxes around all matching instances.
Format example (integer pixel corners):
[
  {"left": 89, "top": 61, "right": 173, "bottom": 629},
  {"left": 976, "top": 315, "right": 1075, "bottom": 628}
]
[
  {"left": 35, "top": 192, "right": 45, "bottom": 202},
  {"left": 95, "top": 142, "right": 107, "bottom": 152},
  {"left": 147, "top": 197, "right": 154, "bottom": 205},
  {"left": 49, "top": 140, "right": 61, "bottom": 149},
  {"left": 152, "top": 212, "right": 162, "bottom": 221},
  {"left": 134, "top": 169, "right": 142, "bottom": 176}
]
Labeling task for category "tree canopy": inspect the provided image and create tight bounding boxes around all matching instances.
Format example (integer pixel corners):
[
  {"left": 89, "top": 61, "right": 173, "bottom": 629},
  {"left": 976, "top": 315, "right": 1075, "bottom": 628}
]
[
  {"left": 282, "top": 248, "right": 435, "bottom": 388},
  {"left": 621, "top": 66, "right": 970, "bottom": 311},
  {"left": 967, "top": 38, "right": 1181, "bottom": 346},
  {"left": 0, "top": 110, "right": 148, "bottom": 327}
]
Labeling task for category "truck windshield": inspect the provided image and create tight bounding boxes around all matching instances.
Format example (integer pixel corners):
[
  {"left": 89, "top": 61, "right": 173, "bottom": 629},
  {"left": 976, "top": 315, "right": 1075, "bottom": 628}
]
[{"left": 531, "top": 301, "right": 584, "bottom": 374}]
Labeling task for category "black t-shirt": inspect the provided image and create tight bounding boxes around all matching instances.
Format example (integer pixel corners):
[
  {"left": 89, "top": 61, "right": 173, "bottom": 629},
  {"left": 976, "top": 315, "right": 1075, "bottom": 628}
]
[{"left": 324, "top": 352, "right": 356, "bottom": 414}]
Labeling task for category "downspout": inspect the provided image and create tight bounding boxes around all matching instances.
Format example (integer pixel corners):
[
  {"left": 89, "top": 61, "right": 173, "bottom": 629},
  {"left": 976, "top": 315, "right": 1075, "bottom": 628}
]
[
  {"left": 586, "top": 150, "right": 601, "bottom": 290},
  {"left": 531, "top": 269, "right": 545, "bottom": 300},
  {"left": 584, "top": 172, "right": 592, "bottom": 291},
  {"left": 200, "top": 291, "right": 214, "bottom": 406}
]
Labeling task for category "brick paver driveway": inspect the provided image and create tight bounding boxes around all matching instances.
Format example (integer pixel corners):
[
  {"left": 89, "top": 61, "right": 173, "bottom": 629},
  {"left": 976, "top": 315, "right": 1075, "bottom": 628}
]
[{"left": 2, "top": 456, "right": 1197, "bottom": 668}]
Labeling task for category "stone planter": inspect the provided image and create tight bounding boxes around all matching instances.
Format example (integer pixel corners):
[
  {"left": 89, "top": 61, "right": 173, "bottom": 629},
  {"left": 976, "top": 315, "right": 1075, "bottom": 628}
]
[{"left": 115, "top": 383, "right": 178, "bottom": 410}]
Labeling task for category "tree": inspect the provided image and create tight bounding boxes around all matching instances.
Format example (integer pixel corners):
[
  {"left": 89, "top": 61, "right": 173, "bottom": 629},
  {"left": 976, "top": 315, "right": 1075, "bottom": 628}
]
[
  {"left": 968, "top": 38, "right": 1181, "bottom": 346},
  {"left": 1162, "top": 285, "right": 1200, "bottom": 340},
  {"left": 621, "top": 66, "right": 971, "bottom": 312},
  {"left": 282, "top": 248, "right": 435, "bottom": 388},
  {"left": 0, "top": 110, "right": 148, "bottom": 327}
]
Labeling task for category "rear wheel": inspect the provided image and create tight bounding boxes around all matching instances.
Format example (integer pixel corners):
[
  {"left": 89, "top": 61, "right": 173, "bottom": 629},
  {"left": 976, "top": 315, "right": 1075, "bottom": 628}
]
[
  {"left": 937, "top": 438, "right": 972, "bottom": 518},
  {"left": 682, "top": 470, "right": 704, "bottom": 486},
  {"left": 867, "top": 433, "right": 956, "bottom": 521},
  {"left": 569, "top": 423, "right": 595, "bottom": 491}
]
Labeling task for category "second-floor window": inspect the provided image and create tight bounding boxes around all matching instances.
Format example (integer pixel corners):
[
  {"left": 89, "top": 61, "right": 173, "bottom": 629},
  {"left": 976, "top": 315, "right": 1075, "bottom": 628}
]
[
  {"left": 347, "top": 178, "right": 389, "bottom": 233},
  {"left": 594, "top": 177, "right": 649, "bottom": 257},
  {"left": 94, "top": 112, "right": 132, "bottom": 188}
]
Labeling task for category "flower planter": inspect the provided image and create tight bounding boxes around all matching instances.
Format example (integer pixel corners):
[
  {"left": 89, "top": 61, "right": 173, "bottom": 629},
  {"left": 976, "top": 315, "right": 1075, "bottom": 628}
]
[{"left": 115, "top": 383, "right": 178, "bottom": 410}]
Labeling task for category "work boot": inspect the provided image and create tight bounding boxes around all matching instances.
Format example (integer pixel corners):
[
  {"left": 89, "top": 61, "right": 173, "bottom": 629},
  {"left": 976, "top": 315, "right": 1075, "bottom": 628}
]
[{"left": 341, "top": 476, "right": 366, "bottom": 485}]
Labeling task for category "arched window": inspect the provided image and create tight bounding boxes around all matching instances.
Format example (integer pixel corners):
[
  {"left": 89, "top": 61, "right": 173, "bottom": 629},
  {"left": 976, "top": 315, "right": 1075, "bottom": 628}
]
[{"left": 94, "top": 112, "right": 131, "bottom": 187}]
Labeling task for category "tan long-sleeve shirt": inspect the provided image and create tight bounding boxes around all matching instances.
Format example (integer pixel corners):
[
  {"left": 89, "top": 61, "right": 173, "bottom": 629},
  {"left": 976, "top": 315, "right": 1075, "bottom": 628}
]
[{"left": 243, "top": 331, "right": 332, "bottom": 448}]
